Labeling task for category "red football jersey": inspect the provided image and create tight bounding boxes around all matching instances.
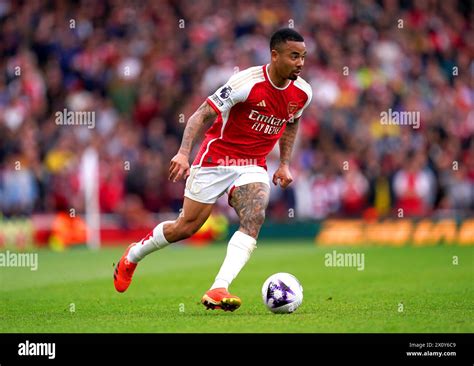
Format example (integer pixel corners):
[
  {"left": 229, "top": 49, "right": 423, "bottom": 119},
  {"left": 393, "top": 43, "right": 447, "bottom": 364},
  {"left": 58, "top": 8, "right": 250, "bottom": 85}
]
[{"left": 193, "top": 64, "right": 312, "bottom": 169}]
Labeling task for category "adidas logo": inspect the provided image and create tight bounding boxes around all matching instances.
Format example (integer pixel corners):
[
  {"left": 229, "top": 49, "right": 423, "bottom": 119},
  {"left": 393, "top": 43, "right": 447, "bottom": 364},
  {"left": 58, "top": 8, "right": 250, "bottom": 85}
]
[{"left": 257, "top": 100, "right": 266, "bottom": 107}]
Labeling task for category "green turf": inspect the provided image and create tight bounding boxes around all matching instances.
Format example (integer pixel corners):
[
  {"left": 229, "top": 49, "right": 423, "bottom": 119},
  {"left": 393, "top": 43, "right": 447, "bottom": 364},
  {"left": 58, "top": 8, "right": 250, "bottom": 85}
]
[{"left": 0, "top": 242, "right": 472, "bottom": 333}]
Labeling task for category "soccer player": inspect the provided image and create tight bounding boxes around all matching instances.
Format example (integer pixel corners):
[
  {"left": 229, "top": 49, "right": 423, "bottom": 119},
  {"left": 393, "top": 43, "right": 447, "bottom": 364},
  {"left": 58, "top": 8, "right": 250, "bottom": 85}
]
[{"left": 114, "top": 28, "right": 312, "bottom": 312}]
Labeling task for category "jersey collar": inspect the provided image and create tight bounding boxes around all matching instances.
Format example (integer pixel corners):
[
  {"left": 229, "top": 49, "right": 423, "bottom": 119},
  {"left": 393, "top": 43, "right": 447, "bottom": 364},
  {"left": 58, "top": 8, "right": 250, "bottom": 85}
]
[{"left": 264, "top": 64, "right": 292, "bottom": 90}]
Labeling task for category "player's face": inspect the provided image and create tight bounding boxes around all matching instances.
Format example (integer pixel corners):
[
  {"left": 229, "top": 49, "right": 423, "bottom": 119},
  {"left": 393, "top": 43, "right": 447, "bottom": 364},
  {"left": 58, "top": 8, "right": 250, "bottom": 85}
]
[{"left": 273, "top": 41, "right": 307, "bottom": 81}]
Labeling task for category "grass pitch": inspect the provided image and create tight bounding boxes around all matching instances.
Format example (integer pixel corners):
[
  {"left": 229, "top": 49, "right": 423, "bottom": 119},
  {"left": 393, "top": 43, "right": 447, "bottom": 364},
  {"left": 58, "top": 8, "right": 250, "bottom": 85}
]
[{"left": 0, "top": 242, "right": 472, "bottom": 333}]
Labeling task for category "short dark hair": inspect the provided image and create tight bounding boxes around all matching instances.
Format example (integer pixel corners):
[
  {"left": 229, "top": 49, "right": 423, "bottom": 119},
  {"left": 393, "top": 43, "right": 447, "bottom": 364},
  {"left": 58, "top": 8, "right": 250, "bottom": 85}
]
[{"left": 270, "top": 28, "right": 304, "bottom": 51}]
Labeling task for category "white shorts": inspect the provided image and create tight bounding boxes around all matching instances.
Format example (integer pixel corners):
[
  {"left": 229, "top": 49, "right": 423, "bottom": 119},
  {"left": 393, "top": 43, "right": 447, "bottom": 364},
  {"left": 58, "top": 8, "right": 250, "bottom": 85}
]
[{"left": 184, "top": 165, "right": 270, "bottom": 204}]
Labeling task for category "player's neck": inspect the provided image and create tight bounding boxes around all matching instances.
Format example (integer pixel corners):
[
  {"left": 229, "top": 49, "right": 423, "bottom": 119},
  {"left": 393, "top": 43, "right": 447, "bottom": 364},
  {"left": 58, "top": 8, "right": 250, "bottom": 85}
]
[{"left": 267, "top": 64, "right": 290, "bottom": 88}]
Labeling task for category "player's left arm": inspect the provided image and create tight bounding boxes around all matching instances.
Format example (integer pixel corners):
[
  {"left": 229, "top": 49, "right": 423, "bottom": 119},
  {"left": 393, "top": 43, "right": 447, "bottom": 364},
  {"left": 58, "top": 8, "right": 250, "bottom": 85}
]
[{"left": 272, "top": 117, "right": 300, "bottom": 189}]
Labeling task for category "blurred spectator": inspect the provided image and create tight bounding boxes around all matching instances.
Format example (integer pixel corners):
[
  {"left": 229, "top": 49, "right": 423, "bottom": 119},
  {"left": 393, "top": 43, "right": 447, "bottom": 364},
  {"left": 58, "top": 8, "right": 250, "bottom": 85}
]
[
  {"left": 1, "top": 153, "right": 38, "bottom": 216},
  {"left": 393, "top": 151, "right": 436, "bottom": 217},
  {"left": 340, "top": 162, "right": 369, "bottom": 216}
]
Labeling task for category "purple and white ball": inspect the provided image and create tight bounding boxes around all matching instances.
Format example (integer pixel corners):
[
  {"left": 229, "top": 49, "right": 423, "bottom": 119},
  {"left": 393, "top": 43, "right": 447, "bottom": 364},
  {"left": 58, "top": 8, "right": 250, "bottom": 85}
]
[{"left": 262, "top": 273, "right": 303, "bottom": 314}]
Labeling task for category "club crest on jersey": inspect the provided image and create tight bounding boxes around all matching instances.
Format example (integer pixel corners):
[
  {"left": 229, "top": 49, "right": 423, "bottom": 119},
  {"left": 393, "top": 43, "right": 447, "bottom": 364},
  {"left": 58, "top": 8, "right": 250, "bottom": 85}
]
[
  {"left": 287, "top": 101, "right": 298, "bottom": 121},
  {"left": 219, "top": 86, "right": 232, "bottom": 100}
]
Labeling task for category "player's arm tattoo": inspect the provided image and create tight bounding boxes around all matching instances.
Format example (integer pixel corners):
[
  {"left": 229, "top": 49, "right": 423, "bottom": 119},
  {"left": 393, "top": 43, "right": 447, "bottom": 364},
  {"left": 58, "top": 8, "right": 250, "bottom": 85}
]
[
  {"left": 179, "top": 101, "right": 217, "bottom": 156},
  {"left": 279, "top": 118, "right": 299, "bottom": 165},
  {"left": 230, "top": 183, "right": 270, "bottom": 239}
]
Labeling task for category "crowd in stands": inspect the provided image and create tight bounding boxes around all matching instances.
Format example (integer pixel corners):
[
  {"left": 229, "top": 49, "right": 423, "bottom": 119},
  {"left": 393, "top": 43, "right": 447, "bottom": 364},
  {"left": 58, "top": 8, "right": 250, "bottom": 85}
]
[{"left": 0, "top": 0, "right": 472, "bottom": 226}]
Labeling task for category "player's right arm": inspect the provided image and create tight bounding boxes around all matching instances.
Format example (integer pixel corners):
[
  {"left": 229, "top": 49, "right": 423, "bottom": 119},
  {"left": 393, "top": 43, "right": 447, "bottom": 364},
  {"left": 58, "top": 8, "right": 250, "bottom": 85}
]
[{"left": 169, "top": 101, "right": 217, "bottom": 182}]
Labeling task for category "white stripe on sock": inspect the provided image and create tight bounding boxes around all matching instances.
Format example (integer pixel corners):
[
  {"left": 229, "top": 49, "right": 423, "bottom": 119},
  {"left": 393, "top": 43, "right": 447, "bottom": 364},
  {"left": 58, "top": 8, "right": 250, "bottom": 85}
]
[{"left": 127, "top": 221, "right": 173, "bottom": 263}]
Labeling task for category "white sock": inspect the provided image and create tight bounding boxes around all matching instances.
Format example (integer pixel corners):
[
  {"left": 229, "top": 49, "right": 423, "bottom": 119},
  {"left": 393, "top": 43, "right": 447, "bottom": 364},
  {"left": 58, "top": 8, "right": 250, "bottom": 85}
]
[
  {"left": 127, "top": 221, "right": 173, "bottom": 263},
  {"left": 210, "top": 231, "right": 257, "bottom": 290}
]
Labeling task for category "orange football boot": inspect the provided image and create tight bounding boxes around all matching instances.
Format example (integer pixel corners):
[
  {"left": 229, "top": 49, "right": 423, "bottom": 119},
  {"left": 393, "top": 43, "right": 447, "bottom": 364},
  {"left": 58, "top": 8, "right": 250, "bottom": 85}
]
[
  {"left": 201, "top": 287, "right": 242, "bottom": 312},
  {"left": 114, "top": 244, "right": 138, "bottom": 293}
]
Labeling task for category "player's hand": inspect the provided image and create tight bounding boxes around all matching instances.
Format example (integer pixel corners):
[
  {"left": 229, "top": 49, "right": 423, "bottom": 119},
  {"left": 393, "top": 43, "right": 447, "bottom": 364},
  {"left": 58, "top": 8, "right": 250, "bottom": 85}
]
[
  {"left": 169, "top": 152, "right": 190, "bottom": 182},
  {"left": 272, "top": 164, "right": 293, "bottom": 189}
]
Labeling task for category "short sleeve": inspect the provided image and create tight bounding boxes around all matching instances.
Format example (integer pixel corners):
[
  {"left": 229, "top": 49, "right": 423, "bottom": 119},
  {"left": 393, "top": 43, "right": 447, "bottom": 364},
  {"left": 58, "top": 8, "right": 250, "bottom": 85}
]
[
  {"left": 294, "top": 86, "right": 312, "bottom": 119},
  {"left": 206, "top": 71, "right": 253, "bottom": 114}
]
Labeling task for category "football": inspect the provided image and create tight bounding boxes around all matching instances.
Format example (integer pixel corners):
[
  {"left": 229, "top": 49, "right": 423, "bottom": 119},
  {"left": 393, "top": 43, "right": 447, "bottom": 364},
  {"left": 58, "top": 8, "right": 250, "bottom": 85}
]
[{"left": 262, "top": 272, "right": 303, "bottom": 314}]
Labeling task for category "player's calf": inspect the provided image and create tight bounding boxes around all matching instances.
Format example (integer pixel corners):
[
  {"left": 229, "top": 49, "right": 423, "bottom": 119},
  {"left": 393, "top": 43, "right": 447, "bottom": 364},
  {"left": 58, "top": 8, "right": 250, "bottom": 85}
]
[{"left": 230, "top": 183, "right": 269, "bottom": 239}]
